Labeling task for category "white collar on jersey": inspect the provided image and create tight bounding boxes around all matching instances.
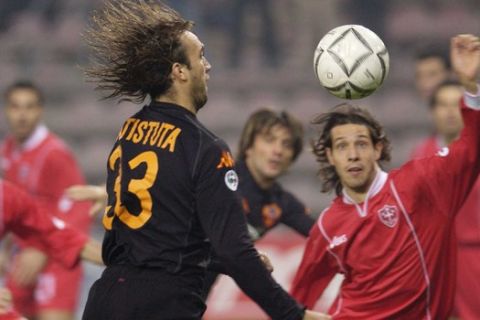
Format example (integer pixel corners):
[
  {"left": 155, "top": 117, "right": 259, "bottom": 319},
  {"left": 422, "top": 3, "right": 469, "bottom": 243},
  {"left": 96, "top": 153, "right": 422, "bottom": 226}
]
[
  {"left": 21, "top": 124, "right": 49, "bottom": 151},
  {"left": 434, "top": 135, "right": 447, "bottom": 149},
  {"left": 342, "top": 169, "right": 388, "bottom": 217}
]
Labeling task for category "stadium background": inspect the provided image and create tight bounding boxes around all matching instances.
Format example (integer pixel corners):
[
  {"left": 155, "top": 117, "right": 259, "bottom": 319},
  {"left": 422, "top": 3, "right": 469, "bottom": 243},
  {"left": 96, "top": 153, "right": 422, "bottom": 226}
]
[{"left": 0, "top": 0, "right": 478, "bottom": 318}]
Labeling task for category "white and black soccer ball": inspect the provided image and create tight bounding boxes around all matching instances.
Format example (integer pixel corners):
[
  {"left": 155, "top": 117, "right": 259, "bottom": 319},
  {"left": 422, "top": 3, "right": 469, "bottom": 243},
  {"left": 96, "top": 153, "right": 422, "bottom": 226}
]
[{"left": 314, "top": 24, "right": 389, "bottom": 99}]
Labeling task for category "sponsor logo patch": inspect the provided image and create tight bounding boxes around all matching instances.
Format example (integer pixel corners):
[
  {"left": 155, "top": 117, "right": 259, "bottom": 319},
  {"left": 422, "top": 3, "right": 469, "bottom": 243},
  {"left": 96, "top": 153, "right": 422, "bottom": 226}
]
[
  {"left": 224, "top": 170, "right": 238, "bottom": 191},
  {"left": 378, "top": 205, "right": 399, "bottom": 228},
  {"left": 329, "top": 234, "right": 348, "bottom": 249},
  {"left": 436, "top": 147, "right": 449, "bottom": 157}
]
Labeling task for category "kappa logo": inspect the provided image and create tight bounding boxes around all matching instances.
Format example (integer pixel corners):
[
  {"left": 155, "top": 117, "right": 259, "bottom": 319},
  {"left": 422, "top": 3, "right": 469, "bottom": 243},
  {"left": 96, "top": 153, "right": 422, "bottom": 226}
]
[
  {"left": 217, "top": 151, "right": 235, "bottom": 169},
  {"left": 378, "top": 205, "right": 399, "bottom": 228},
  {"left": 224, "top": 170, "right": 239, "bottom": 191},
  {"left": 329, "top": 234, "right": 348, "bottom": 249}
]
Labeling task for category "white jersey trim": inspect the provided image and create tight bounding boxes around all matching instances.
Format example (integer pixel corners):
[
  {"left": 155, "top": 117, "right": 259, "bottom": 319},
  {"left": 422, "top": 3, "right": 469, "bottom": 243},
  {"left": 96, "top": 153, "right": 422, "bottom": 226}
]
[
  {"left": 22, "top": 124, "right": 49, "bottom": 151},
  {"left": 331, "top": 292, "right": 343, "bottom": 318},
  {"left": 342, "top": 170, "right": 388, "bottom": 217},
  {"left": 464, "top": 84, "right": 480, "bottom": 110},
  {"left": 318, "top": 207, "right": 348, "bottom": 275},
  {"left": 390, "top": 180, "right": 432, "bottom": 320}
]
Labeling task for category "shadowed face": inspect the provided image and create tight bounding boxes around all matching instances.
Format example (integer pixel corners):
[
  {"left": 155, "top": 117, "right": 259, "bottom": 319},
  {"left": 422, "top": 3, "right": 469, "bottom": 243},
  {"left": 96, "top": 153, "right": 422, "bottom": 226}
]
[
  {"left": 431, "top": 85, "right": 463, "bottom": 140},
  {"left": 180, "top": 31, "right": 211, "bottom": 111},
  {"left": 5, "top": 88, "right": 43, "bottom": 143},
  {"left": 415, "top": 57, "right": 449, "bottom": 100},
  {"left": 246, "top": 125, "right": 295, "bottom": 186},
  {"left": 326, "top": 124, "right": 382, "bottom": 195}
]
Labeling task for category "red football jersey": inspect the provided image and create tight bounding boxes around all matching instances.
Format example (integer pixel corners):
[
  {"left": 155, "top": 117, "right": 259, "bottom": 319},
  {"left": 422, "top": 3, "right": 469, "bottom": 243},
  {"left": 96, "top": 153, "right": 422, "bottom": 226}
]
[
  {"left": 0, "top": 179, "right": 87, "bottom": 268},
  {"left": 1, "top": 125, "right": 91, "bottom": 240},
  {"left": 412, "top": 135, "right": 480, "bottom": 320},
  {"left": 292, "top": 94, "right": 480, "bottom": 319},
  {"left": 411, "top": 136, "right": 480, "bottom": 245}
]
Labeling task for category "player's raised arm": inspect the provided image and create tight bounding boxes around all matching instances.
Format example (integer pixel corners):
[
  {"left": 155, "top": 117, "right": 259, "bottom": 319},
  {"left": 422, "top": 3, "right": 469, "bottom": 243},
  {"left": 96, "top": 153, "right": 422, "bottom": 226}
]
[
  {"left": 280, "top": 193, "right": 315, "bottom": 237},
  {"left": 403, "top": 34, "right": 480, "bottom": 216},
  {"left": 3, "top": 181, "right": 103, "bottom": 268}
]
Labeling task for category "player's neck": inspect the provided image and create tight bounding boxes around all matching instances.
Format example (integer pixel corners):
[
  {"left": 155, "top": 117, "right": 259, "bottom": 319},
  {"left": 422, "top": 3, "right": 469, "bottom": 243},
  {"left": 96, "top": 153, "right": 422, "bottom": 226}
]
[
  {"left": 154, "top": 94, "right": 197, "bottom": 115},
  {"left": 442, "top": 132, "right": 460, "bottom": 146},
  {"left": 245, "top": 161, "right": 275, "bottom": 190},
  {"left": 12, "top": 130, "right": 35, "bottom": 146},
  {"left": 342, "top": 169, "right": 378, "bottom": 203},
  {"left": 343, "top": 187, "right": 368, "bottom": 203}
]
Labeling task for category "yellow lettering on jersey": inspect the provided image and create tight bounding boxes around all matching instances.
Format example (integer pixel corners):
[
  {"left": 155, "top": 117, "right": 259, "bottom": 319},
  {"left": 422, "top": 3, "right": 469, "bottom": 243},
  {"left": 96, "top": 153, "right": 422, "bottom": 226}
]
[
  {"left": 149, "top": 123, "right": 163, "bottom": 146},
  {"left": 216, "top": 151, "right": 235, "bottom": 169},
  {"left": 120, "top": 119, "right": 181, "bottom": 153},
  {"left": 132, "top": 121, "right": 148, "bottom": 143},
  {"left": 118, "top": 118, "right": 136, "bottom": 139},
  {"left": 161, "top": 128, "right": 182, "bottom": 152},
  {"left": 156, "top": 123, "right": 174, "bottom": 148},
  {"left": 142, "top": 122, "right": 159, "bottom": 145},
  {"left": 126, "top": 119, "right": 140, "bottom": 141}
]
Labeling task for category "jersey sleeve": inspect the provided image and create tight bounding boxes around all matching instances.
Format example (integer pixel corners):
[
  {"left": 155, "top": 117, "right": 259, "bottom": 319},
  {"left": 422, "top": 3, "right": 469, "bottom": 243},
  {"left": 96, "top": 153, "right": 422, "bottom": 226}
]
[
  {"left": 36, "top": 148, "right": 92, "bottom": 232},
  {"left": 194, "top": 141, "right": 304, "bottom": 320},
  {"left": 291, "top": 224, "right": 337, "bottom": 308},
  {"left": 3, "top": 182, "right": 88, "bottom": 268},
  {"left": 402, "top": 90, "right": 480, "bottom": 217},
  {"left": 280, "top": 192, "right": 315, "bottom": 237}
]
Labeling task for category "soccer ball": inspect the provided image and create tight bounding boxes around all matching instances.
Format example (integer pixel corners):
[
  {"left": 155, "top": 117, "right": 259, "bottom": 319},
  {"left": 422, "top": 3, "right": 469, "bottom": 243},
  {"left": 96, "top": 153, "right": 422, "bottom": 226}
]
[{"left": 314, "top": 24, "right": 389, "bottom": 99}]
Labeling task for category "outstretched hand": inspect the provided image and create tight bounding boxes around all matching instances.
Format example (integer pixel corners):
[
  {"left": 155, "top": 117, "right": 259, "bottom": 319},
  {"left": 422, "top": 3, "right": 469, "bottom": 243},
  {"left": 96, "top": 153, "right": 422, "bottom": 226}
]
[
  {"left": 451, "top": 34, "right": 480, "bottom": 94},
  {"left": 65, "top": 185, "right": 107, "bottom": 217}
]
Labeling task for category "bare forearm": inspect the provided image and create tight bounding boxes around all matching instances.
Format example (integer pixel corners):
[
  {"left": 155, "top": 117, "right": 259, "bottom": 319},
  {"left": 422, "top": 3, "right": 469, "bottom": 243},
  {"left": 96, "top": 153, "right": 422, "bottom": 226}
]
[{"left": 81, "top": 239, "right": 104, "bottom": 265}]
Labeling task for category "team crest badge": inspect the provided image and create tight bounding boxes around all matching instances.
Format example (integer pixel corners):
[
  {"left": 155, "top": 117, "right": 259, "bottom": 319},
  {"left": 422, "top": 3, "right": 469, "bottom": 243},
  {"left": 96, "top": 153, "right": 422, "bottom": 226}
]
[
  {"left": 224, "top": 170, "right": 239, "bottom": 191},
  {"left": 377, "top": 205, "right": 399, "bottom": 228}
]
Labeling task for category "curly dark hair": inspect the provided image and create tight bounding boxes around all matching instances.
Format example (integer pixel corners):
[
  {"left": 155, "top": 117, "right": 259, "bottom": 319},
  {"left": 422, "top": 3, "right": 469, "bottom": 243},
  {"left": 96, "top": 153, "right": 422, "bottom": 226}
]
[
  {"left": 84, "top": 0, "right": 193, "bottom": 103},
  {"left": 312, "top": 103, "right": 392, "bottom": 195},
  {"left": 237, "top": 109, "right": 304, "bottom": 162}
]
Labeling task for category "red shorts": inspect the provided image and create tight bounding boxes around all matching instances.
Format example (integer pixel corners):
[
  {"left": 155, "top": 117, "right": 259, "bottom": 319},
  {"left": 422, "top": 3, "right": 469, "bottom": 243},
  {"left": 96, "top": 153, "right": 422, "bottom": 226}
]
[{"left": 6, "top": 260, "right": 82, "bottom": 316}]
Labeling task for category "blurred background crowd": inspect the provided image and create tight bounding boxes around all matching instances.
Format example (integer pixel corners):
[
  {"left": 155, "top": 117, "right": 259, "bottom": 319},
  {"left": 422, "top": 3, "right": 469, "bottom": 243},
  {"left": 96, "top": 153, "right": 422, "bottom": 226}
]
[{"left": 0, "top": 0, "right": 479, "bottom": 318}]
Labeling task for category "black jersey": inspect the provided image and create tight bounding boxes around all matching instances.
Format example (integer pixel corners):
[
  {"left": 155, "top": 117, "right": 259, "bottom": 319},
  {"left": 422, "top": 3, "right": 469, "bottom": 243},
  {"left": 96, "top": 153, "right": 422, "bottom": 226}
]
[
  {"left": 237, "top": 161, "right": 315, "bottom": 239},
  {"left": 101, "top": 102, "right": 303, "bottom": 319}
]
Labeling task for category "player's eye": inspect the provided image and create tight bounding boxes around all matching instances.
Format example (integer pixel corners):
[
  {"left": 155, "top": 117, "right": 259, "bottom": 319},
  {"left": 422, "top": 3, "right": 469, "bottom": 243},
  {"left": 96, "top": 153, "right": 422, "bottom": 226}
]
[
  {"left": 336, "top": 143, "right": 347, "bottom": 150},
  {"left": 283, "top": 141, "right": 293, "bottom": 149}
]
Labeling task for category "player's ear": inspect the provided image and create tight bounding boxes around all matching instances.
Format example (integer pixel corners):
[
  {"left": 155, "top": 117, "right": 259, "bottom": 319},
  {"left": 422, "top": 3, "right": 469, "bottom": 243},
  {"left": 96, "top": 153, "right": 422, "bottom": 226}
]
[
  {"left": 374, "top": 142, "right": 383, "bottom": 161},
  {"left": 171, "top": 62, "right": 188, "bottom": 82},
  {"left": 326, "top": 147, "right": 334, "bottom": 165}
]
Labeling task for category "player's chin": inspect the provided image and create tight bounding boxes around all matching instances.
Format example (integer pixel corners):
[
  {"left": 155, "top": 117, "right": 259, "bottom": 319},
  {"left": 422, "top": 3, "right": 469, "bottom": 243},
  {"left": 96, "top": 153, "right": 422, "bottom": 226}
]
[{"left": 264, "top": 168, "right": 283, "bottom": 180}]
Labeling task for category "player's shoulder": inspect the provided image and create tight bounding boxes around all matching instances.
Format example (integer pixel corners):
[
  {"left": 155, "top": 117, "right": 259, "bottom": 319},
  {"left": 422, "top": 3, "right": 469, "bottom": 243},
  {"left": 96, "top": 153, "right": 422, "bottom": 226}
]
[
  {"left": 276, "top": 185, "right": 305, "bottom": 210},
  {"left": 411, "top": 136, "right": 438, "bottom": 160},
  {"left": 42, "top": 132, "right": 72, "bottom": 154},
  {"left": 320, "top": 198, "right": 352, "bottom": 223}
]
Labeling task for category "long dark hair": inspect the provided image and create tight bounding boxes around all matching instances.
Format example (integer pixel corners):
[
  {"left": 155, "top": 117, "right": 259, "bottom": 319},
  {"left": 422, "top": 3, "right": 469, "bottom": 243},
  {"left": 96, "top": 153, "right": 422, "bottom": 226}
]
[
  {"left": 312, "top": 103, "right": 392, "bottom": 195},
  {"left": 237, "top": 109, "right": 304, "bottom": 162},
  {"left": 84, "top": 0, "right": 193, "bottom": 103}
]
